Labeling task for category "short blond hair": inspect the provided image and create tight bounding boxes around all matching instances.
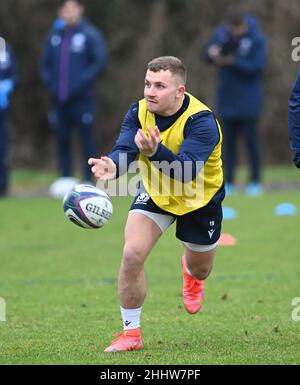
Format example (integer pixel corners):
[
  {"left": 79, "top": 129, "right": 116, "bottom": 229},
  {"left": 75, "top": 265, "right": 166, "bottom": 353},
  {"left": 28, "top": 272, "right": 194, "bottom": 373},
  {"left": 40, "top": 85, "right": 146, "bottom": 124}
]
[{"left": 147, "top": 56, "right": 187, "bottom": 85}]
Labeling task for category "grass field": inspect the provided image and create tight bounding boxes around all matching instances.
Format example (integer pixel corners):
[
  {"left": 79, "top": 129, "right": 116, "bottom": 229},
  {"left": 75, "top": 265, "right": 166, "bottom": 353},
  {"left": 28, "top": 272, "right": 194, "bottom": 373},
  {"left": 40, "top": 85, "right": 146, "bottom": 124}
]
[{"left": 0, "top": 167, "right": 300, "bottom": 364}]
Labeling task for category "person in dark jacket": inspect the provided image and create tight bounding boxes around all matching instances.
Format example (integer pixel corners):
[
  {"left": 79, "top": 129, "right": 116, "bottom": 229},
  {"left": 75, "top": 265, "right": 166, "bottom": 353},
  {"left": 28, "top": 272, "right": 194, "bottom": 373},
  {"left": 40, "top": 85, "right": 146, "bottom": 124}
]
[
  {"left": 0, "top": 39, "right": 18, "bottom": 197},
  {"left": 40, "top": 0, "right": 107, "bottom": 183},
  {"left": 288, "top": 71, "right": 300, "bottom": 169},
  {"left": 204, "top": 10, "right": 267, "bottom": 196}
]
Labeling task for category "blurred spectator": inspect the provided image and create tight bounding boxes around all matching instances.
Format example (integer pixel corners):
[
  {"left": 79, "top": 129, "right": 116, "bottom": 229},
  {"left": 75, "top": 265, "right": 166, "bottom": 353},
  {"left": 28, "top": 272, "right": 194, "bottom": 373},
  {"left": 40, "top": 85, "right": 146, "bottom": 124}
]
[
  {"left": 0, "top": 39, "right": 18, "bottom": 197},
  {"left": 288, "top": 70, "right": 300, "bottom": 169},
  {"left": 40, "top": 0, "right": 107, "bottom": 184},
  {"left": 204, "top": 10, "right": 267, "bottom": 196}
]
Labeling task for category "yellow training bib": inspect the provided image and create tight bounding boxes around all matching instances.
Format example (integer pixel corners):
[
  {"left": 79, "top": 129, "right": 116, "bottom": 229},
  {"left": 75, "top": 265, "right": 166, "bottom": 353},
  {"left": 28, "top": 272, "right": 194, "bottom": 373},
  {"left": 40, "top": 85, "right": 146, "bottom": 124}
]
[{"left": 138, "top": 93, "right": 223, "bottom": 215}]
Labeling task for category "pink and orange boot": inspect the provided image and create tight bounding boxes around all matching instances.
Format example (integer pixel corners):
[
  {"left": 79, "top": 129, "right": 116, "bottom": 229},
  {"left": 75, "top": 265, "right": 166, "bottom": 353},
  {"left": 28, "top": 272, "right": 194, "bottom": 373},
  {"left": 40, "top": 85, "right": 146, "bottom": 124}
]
[
  {"left": 182, "top": 255, "right": 205, "bottom": 314},
  {"left": 104, "top": 328, "right": 144, "bottom": 353}
]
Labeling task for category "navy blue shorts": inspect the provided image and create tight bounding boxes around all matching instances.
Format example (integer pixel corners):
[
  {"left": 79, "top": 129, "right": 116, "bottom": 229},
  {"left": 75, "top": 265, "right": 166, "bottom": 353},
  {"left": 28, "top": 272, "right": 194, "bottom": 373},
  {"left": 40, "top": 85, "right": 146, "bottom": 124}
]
[{"left": 130, "top": 186, "right": 224, "bottom": 245}]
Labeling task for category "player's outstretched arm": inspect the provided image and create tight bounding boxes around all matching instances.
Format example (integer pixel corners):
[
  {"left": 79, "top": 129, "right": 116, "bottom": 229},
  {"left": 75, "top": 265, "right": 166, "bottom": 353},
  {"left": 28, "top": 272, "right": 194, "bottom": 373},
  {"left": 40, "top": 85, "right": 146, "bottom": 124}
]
[{"left": 88, "top": 156, "right": 117, "bottom": 180}]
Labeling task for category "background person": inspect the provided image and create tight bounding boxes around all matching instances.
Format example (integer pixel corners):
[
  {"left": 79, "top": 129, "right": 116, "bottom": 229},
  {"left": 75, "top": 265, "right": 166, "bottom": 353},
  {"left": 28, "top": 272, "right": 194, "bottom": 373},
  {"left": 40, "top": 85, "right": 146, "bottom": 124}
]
[
  {"left": 0, "top": 39, "right": 18, "bottom": 197},
  {"left": 204, "top": 10, "right": 267, "bottom": 196},
  {"left": 288, "top": 70, "right": 300, "bottom": 169},
  {"left": 89, "top": 56, "right": 225, "bottom": 352},
  {"left": 40, "top": 0, "right": 107, "bottom": 184}
]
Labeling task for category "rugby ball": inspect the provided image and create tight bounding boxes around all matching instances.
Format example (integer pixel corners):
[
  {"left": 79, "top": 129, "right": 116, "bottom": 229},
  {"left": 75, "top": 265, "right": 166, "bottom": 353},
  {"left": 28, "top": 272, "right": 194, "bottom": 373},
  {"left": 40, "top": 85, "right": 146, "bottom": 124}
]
[{"left": 63, "top": 184, "right": 113, "bottom": 229}]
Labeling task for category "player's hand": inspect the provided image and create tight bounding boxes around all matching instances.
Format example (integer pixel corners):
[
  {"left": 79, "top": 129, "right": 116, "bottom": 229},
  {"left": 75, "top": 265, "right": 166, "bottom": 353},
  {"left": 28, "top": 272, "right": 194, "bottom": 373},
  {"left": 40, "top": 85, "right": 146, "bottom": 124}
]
[
  {"left": 207, "top": 45, "right": 234, "bottom": 66},
  {"left": 135, "top": 126, "right": 160, "bottom": 157},
  {"left": 88, "top": 156, "right": 117, "bottom": 180}
]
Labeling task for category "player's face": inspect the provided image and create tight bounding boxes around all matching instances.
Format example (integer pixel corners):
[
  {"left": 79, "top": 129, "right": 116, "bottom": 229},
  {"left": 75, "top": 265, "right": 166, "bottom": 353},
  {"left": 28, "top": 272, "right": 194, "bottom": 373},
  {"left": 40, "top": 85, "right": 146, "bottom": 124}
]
[
  {"left": 144, "top": 70, "right": 185, "bottom": 116},
  {"left": 229, "top": 23, "right": 248, "bottom": 39},
  {"left": 59, "top": 1, "right": 83, "bottom": 26}
]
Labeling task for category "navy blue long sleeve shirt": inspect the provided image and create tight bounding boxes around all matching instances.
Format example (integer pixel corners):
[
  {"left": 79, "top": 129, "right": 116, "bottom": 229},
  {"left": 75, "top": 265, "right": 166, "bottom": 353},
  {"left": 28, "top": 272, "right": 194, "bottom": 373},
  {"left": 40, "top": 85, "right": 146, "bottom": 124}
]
[
  {"left": 109, "top": 94, "right": 220, "bottom": 182},
  {"left": 288, "top": 71, "right": 300, "bottom": 168},
  {"left": 40, "top": 18, "right": 107, "bottom": 102}
]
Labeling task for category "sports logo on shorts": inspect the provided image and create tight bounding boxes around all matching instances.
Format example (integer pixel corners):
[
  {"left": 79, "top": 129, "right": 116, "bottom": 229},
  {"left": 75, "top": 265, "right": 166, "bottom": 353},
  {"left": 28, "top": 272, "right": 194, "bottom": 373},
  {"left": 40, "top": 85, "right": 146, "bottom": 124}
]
[
  {"left": 208, "top": 229, "right": 215, "bottom": 239},
  {"left": 136, "top": 193, "right": 150, "bottom": 204}
]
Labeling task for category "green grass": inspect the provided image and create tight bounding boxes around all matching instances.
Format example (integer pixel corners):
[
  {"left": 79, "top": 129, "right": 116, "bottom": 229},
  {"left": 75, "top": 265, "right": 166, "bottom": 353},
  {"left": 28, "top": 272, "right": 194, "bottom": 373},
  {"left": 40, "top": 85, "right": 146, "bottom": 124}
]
[
  {"left": 0, "top": 167, "right": 300, "bottom": 364},
  {"left": 234, "top": 164, "right": 300, "bottom": 185}
]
